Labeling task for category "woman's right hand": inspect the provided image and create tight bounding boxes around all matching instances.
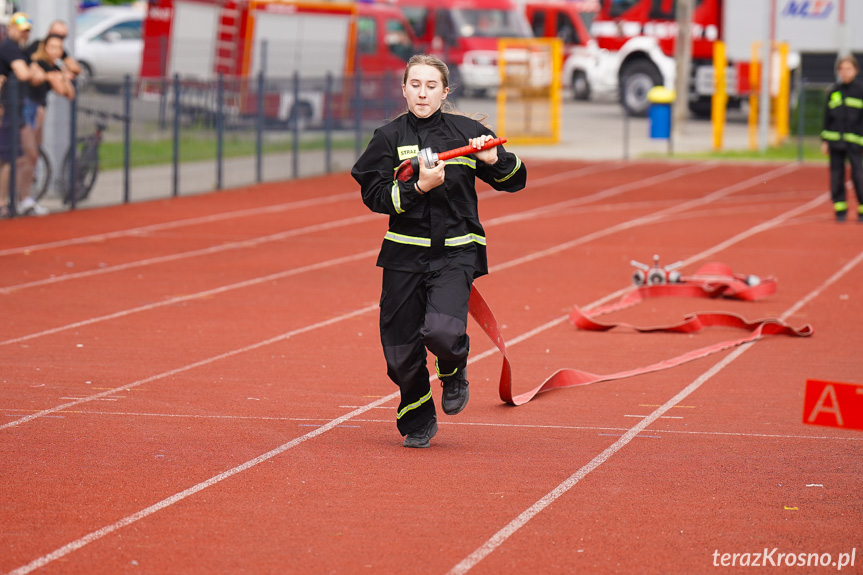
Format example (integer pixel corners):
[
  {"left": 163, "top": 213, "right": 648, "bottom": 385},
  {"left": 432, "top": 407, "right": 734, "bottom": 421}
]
[
  {"left": 416, "top": 157, "right": 445, "bottom": 194},
  {"left": 821, "top": 141, "right": 829, "bottom": 156}
]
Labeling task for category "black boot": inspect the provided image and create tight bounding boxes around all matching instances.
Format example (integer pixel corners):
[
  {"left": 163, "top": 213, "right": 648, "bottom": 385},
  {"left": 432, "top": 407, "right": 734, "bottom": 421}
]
[
  {"left": 403, "top": 417, "right": 438, "bottom": 448},
  {"left": 440, "top": 367, "right": 469, "bottom": 415}
]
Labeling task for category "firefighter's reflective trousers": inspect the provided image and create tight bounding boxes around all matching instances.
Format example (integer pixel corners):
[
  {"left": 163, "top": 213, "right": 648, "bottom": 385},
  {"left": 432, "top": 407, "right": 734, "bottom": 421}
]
[
  {"left": 379, "top": 249, "right": 475, "bottom": 436},
  {"left": 829, "top": 148, "right": 863, "bottom": 215}
]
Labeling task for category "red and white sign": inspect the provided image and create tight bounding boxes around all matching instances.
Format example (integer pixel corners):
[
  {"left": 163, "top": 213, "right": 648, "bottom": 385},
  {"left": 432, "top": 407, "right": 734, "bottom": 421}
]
[{"left": 803, "top": 379, "right": 863, "bottom": 431}]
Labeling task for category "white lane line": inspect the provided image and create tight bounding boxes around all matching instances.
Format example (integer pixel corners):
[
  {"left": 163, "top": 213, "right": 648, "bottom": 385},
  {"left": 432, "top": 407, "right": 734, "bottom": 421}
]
[
  {"left": 0, "top": 214, "right": 381, "bottom": 294},
  {"left": 4, "top": 393, "right": 401, "bottom": 575},
  {"left": 0, "top": 249, "right": 378, "bottom": 347},
  {"left": 0, "top": 162, "right": 617, "bottom": 261},
  {"left": 0, "top": 162, "right": 716, "bottom": 344},
  {"left": 1, "top": 163, "right": 813, "bottom": 426},
  {"left": 0, "top": 163, "right": 627, "bottom": 294},
  {"left": 489, "top": 163, "right": 800, "bottom": 273},
  {"left": 16, "top": 411, "right": 861, "bottom": 443},
  {"left": 0, "top": 304, "right": 378, "bottom": 431},
  {"left": 0, "top": 191, "right": 358, "bottom": 257},
  {"left": 445, "top": 247, "right": 863, "bottom": 575},
  {"left": 2, "top": 174, "right": 832, "bottom": 573}
]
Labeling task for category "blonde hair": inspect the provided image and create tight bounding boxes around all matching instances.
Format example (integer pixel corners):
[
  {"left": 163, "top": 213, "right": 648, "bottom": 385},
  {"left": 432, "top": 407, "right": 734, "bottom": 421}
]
[{"left": 32, "top": 35, "right": 64, "bottom": 63}]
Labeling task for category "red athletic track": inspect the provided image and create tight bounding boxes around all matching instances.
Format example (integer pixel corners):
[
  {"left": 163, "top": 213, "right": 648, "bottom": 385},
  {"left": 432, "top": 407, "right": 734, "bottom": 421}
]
[{"left": 1, "top": 159, "right": 861, "bottom": 575}]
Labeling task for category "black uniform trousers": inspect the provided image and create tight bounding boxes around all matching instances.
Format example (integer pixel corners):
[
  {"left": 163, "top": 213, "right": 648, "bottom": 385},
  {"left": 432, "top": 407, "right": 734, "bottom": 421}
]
[
  {"left": 829, "top": 148, "right": 863, "bottom": 212},
  {"left": 379, "top": 249, "right": 475, "bottom": 436}
]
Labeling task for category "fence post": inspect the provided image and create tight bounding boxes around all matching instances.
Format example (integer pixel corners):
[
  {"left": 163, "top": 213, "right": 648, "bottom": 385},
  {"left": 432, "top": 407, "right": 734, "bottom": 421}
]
[
  {"left": 172, "top": 74, "right": 180, "bottom": 197},
  {"left": 292, "top": 70, "right": 299, "bottom": 179},
  {"left": 325, "top": 72, "right": 332, "bottom": 174},
  {"left": 797, "top": 75, "right": 805, "bottom": 164},
  {"left": 256, "top": 70, "right": 264, "bottom": 183},
  {"left": 217, "top": 73, "right": 224, "bottom": 190},
  {"left": 256, "top": 40, "right": 267, "bottom": 184},
  {"left": 623, "top": 106, "right": 630, "bottom": 161},
  {"left": 354, "top": 67, "right": 363, "bottom": 160},
  {"left": 123, "top": 75, "right": 132, "bottom": 203},
  {"left": 68, "top": 79, "right": 78, "bottom": 210},
  {"left": 8, "top": 77, "right": 18, "bottom": 216}
]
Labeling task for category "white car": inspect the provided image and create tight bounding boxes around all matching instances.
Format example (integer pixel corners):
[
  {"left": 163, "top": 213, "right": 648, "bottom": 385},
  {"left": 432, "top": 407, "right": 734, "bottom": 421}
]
[{"left": 74, "top": 5, "right": 145, "bottom": 91}]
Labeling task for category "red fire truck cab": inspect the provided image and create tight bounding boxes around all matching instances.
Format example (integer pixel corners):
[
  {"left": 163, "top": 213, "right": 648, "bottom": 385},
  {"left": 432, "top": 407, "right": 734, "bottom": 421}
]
[
  {"left": 524, "top": 1, "right": 602, "bottom": 100},
  {"left": 395, "top": 0, "right": 533, "bottom": 97}
]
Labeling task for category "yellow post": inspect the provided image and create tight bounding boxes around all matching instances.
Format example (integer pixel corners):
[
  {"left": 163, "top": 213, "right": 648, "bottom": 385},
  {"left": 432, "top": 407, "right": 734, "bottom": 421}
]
[
  {"left": 774, "top": 42, "right": 790, "bottom": 145},
  {"left": 550, "top": 38, "right": 562, "bottom": 143},
  {"left": 711, "top": 40, "right": 727, "bottom": 151},
  {"left": 748, "top": 42, "right": 760, "bottom": 151},
  {"left": 496, "top": 38, "right": 561, "bottom": 145},
  {"left": 497, "top": 38, "right": 508, "bottom": 139}
]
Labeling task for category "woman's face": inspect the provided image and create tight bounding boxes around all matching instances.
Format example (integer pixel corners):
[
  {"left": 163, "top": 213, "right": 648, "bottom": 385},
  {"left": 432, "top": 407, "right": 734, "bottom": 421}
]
[
  {"left": 402, "top": 64, "right": 448, "bottom": 119},
  {"left": 838, "top": 60, "right": 858, "bottom": 84},
  {"left": 45, "top": 37, "right": 64, "bottom": 61}
]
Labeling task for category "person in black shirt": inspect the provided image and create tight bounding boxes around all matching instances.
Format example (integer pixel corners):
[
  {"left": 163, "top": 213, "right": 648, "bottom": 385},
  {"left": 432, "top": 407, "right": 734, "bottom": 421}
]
[
  {"left": 24, "top": 20, "right": 81, "bottom": 79},
  {"left": 351, "top": 54, "right": 527, "bottom": 448},
  {"left": 17, "top": 34, "right": 76, "bottom": 216},
  {"left": 0, "top": 12, "right": 45, "bottom": 218},
  {"left": 821, "top": 55, "right": 863, "bottom": 222}
]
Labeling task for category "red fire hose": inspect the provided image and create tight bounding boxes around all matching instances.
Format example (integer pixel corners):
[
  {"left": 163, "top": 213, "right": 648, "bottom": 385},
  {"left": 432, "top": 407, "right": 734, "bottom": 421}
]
[
  {"left": 469, "top": 262, "right": 813, "bottom": 406},
  {"left": 395, "top": 137, "right": 507, "bottom": 182}
]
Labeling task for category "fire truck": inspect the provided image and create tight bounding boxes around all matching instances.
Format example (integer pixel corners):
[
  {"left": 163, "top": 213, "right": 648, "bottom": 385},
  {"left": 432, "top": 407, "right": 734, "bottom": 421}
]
[
  {"left": 524, "top": 1, "right": 598, "bottom": 100},
  {"left": 589, "top": 0, "right": 863, "bottom": 117},
  {"left": 139, "top": 0, "right": 416, "bottom": 126},
  {"left": 395, "top": 0, "right": 534, "bottom": 97}
]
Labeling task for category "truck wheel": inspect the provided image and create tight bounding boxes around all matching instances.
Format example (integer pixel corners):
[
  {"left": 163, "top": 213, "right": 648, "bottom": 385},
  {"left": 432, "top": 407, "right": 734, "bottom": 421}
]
[
  {"left": 620, "top": 60, "right": 662, "bottom": 117},
  {"left": 572, "top": 71, "right": 590, "bottom": 101}
]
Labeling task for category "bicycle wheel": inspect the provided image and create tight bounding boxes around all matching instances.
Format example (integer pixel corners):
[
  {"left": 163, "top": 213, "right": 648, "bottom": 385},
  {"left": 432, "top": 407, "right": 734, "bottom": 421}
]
[
  {"left": 32, "top": 146, "right": 52, "bottom": 202},
  {"left": 61, "top": 138, "right": 100, "bottom": 205}
]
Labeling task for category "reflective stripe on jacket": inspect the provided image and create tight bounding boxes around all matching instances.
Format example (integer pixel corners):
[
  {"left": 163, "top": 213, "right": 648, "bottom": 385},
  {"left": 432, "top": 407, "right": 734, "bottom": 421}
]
[
  {"left": 352, "top": 108, "right": 527, "bottom": 276},
  {"left": 822, "top": 80, "right": 863, "bottom": 151}
]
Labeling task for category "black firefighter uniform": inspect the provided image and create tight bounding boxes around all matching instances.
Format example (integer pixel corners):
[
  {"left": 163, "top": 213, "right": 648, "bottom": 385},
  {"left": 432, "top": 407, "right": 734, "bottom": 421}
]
[
  {"left": 821, "top": 78, "right": 863, "bottom": 217},
  {"left": 351, "top": 108, "right": 527, "bottom": 435}
]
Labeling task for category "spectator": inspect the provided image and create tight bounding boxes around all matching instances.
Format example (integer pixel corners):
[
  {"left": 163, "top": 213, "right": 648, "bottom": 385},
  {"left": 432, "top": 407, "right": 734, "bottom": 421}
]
[
  {"left": 18, "top": 34, "right": 77, "bottom": 215},
  {"left": 25, "top": 20, "right": 81, "bottom": 79},
  {"left": 0, "top": 12, "right": 45, "bottom": 218}
]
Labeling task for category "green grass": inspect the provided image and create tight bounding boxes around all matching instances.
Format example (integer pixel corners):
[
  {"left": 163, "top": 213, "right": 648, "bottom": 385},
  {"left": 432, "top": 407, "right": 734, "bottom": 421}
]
[
  {"left": 645, "top": 139, "right": 828, "bottom": 163},
  {"left": 98, "top": 133, "right": 363, "bottom": 171}
]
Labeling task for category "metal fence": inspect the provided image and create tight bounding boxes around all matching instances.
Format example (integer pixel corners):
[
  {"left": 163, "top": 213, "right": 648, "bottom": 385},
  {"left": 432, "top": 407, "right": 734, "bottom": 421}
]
[{"left": 2, "top": 73, "right": 834, "bottom": 218}]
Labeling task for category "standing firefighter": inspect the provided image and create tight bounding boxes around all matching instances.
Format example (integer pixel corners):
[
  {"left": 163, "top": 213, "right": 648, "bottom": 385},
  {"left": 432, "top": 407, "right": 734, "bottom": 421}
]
[
  {"left": 821, "top": 55, "right": 863, "bottom": 222},
  {"left": 351, "top": 54, "right": 527, "bottom": 448}
]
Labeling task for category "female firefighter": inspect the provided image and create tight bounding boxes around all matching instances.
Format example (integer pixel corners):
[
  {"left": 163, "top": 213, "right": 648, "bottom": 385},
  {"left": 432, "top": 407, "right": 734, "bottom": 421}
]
[
  {"left": 821, "top": 55, "right": 863, "bottom": 222},
  {"left": 351, "top": 54, "right": 527, "bottom": 448}
]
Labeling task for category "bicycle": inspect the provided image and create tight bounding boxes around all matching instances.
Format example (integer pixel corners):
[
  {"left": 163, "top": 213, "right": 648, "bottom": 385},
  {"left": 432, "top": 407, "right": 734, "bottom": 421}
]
[
  {"left": 59, "top": 117, "right": 107, "bottom": 205},
  {"left": 30, "top": 145, "right": 52, "bottom": 203}
]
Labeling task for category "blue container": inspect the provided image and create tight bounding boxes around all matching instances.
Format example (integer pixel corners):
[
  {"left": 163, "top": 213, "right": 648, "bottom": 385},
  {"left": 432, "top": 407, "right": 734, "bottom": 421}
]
[
  {"left": 648, "top": 103, "right": 672, "bottom": 139},
  {"left": 646, "top": 86, "right": 675, "bottom": 140}
]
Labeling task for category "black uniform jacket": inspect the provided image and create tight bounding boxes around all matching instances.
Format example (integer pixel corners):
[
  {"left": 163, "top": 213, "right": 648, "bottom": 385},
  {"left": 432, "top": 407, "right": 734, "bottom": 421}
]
[
  {"left": 351, "top": 108, "right": 527, "bottom": 277},
  {"left": 822, "top": 79, "right": 863, "bottom": 152}
]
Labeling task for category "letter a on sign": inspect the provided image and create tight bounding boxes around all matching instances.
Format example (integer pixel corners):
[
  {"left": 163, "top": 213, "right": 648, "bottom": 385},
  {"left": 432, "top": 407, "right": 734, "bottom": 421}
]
[{"left": 803, "top": 379, "right": 863, "bottom": 431}]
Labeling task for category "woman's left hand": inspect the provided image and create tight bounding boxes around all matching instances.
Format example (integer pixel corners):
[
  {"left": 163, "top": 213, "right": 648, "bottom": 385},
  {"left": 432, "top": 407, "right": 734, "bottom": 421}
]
[{"left": 470, "top": 135, "right": 498, "bottom": 165}]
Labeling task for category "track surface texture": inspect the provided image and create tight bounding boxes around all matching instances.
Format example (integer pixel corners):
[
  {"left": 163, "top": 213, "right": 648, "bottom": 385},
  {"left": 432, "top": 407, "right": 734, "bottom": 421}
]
[{"left": 2, "top": 159, "right": 861, "bottom": 574}]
